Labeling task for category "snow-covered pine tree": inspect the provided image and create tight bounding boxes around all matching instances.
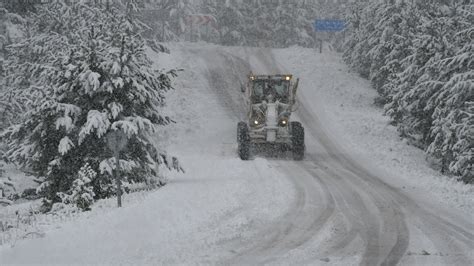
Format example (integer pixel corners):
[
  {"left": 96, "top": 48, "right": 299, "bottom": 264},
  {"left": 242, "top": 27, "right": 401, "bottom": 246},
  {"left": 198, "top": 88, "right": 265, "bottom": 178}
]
[
  {"left": 343, "top": 1, "right": 381, "bottom": 78},
  {"left": 141, "top": 0, "right": 180, "bottom": 42},
  {"left": 1, "top": 1, "right": 182, "bottom": 210},
  {"left": 343, "top": 2, "right": 365, "bottom": 64},
  {"left": 0, "top": 6, "right": 26, "bottom": 130},
  {"left": 379, "top": 4, "right": 419, "bottom": 106},
  {"left": 398, "top": 5, "right": 456, "bottom": 144},
  {"left": 0, "top": 163, "right": 15, "bottom": 205},
  {"left": 110, "top": 0, "right": 351, "bottom": 48},
  {"left": 217, "top": 2, "right": 246, "bottom": 46},
  {"left": 346, "top": 1, "right": 473, "bottom": 182},
  {"left": 244, "top": 0, "right": 273, "bottom": 47},
  {"left": 186, "top": 0, "right": 326, "bottom": 48},
  {"left": 169, "top": 0, "right": 196, "bottom": 41},
  {"left": 197, "top": 0, "right": 220, "bottom": 43},
  {"left": 366, "top": 2, "right": 417, "bottom": 102},
  {"left": 66, "top": 163, "right": 96, "bottom": 211},
  {"left": 0, "top": 8, "right": 6, "bottom": 129},
  {"left": 383, "top": 4, "right": 434, "bottom": 127},
  {"left": 270, "top": 2, "right": 314, "bottom": 48},
  {"left": 0, "top": 0, "right": 39, "bottom": 14},
  {"left": 424, "top": 3, "right": 473, "bottom": 183}
]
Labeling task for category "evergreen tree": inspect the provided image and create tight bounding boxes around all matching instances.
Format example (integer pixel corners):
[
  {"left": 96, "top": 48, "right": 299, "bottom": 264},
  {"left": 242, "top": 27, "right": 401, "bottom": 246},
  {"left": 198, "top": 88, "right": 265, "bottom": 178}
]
[
  {"left": 218, "top": 3, "right": 246, "bottom": 46},
  {"left": 133, "top": 0, "right": 349, "bottom": 48},
  {"left": 0, "top": 0, "right": 39, "bottom": 14},
  {"left": 61, "top": 163, "right": 96, "bottom": 211},
  {"left": 1, "top": 1, "right": 182, "bottom": 210},
  {"left": 0, "top": 163, "right": 15, "bottom": 205},
  {"left": 198, "top": 0, "right": 220, "bottom": 43},
  {"left": 140, "top": 0, "right": 179, "bottom": 42},
  {"left": 343, "top": 1, "right": 380, "bottom": 78},
  {"left": 0, "top": 7, "right": 26, "bottom": 130},
  {"left": 345, "top": 1, "right": 473, "bottom": 182},
  {"left": 243, "top": 0, "right": 273, "bottom": 47},
  {"left": 270, "top": 3, "right": 314, "bottom": 48},
  {"left": 169, "top": 0, "right": 196, "bottom": 41},
  {"left": 0, "top": 8, "right": 7, "bottom": 129},
  {"left": 366, "top": 2, "right": 416, "bottom": 101},
  {"left": 425, "top": 4, "right": 474, "bottom": 182}
]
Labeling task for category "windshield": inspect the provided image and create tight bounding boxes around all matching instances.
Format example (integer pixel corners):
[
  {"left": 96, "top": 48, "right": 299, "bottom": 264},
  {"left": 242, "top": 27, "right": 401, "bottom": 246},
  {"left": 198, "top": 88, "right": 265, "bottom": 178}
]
[
  {"left": 252, "top": 80, "right": 290, "bottom": 103},
  {"left": 273, "top": 81, "right": 289, "bottom": 97},
  {"left": 253, "top": 81, "right": 265, "bottom": 97}
]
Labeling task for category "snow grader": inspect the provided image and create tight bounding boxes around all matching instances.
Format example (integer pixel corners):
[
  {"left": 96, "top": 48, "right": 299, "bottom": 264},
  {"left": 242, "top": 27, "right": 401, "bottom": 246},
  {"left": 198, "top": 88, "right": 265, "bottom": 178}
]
[{"left": 237, "top": 73, "right": 305, "bottom": 160}]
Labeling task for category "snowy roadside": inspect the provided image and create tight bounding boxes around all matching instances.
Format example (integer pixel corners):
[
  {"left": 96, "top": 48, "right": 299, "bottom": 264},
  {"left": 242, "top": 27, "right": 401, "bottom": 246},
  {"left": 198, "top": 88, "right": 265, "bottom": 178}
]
[
  {"left": 0, "top": 43, "right": 296, "bottom": 264},
  {"left": 0, "top": 189, "right": 157, "bottom": 246},
  {"left": 274, "top": 46, "right": 473, "bottom": 214}
]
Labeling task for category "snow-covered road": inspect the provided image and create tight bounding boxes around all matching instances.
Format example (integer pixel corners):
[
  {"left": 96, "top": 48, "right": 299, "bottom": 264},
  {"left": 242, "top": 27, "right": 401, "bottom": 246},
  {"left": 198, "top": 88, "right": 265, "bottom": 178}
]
[
  {"left": 1, "top": 43, "right": 472, "bottom": 265},
  {"left": 195, "top": 45, "right": 473, "bottom": 265}
]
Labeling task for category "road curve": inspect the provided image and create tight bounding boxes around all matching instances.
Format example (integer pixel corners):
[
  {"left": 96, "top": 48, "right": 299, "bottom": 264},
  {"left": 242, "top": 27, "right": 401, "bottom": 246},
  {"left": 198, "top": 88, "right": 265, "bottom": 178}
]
[{"left": 189, "top": 46, "right": 473, "bottom": 265}]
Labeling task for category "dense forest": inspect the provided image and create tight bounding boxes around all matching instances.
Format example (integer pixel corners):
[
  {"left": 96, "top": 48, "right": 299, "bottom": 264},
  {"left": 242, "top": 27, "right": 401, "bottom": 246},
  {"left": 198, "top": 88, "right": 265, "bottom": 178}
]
[{"left": 344, "top": 0, "right": 473, "bottom": 183}]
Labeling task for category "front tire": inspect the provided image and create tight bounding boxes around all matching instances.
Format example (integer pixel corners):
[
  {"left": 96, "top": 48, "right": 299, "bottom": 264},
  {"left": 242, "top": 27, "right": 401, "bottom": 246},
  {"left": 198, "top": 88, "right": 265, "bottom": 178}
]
[
  {"left": 237, "top": 122, "right": 251, "bottom": 160},
  {"left": 291, "top": 121, "right": 305, "bottom": 160}
]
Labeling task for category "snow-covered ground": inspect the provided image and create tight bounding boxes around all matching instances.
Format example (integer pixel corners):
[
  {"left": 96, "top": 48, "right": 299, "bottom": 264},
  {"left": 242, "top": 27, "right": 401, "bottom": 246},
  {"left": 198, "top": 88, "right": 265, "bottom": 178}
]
[
  {"left": 0, "top": 43, "right": 296, "bottom": 264},
  {"left": 273, "top": 46, "right": 473, "bottom": 214},
  {"left": 0, "top": 43, "right": 472, "bottom": 265}
]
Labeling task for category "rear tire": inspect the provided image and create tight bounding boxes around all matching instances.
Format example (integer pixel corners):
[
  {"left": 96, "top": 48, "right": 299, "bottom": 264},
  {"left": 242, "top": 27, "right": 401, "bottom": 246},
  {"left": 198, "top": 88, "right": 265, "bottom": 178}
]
[
  {"left": 237, "top": 122, "right": 251, "bottom": 160},
  {"left": 237, "top": 122, "right": 246, "bottom": 142},
  {"left": 291, "top": 121, "right": 305, "bottom": 160}
]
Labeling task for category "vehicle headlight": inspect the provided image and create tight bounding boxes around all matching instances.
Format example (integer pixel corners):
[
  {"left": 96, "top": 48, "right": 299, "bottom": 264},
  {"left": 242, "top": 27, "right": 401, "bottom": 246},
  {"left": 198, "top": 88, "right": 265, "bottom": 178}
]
[
  {"left": 251, "top": 114, "right": 265, "bottom": 127},
  {"left": 279, "top": 118, "right": 288, "bottom": 127}
]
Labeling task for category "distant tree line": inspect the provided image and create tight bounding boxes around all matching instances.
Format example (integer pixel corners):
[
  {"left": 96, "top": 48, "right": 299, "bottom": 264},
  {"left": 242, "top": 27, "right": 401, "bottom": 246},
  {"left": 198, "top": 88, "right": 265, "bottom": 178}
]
[
  {"left": 1, "top": 0, "right": 352, "bottom": 49},
  {"left": 0, "top": 0, "right": 39, "bottom": 14},
  {"left": 344, "top": 0, "right": 473, "bottom": 183},
  {"left": 141, "top": 0, "right": 350, "bottom": 49}
]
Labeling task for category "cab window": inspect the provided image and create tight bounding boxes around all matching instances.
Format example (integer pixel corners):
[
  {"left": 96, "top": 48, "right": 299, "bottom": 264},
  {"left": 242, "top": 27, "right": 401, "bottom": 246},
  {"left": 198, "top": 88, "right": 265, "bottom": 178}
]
[
  {"left": 253, "top": 81, "right": 264, "bottom": 96},
  {"left": 274, "top": 81, "right": 288, "bottom": 96}
]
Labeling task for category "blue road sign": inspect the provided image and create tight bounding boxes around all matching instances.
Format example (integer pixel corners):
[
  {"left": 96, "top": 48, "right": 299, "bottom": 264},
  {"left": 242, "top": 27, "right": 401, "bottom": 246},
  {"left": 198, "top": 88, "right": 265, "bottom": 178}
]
[{"left": 314, "top": 20, "right": 346, "bottom": 32}]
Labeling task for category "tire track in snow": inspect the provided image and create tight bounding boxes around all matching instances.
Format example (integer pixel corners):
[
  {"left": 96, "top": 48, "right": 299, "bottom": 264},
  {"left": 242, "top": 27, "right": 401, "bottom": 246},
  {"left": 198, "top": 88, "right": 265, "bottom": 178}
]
[
  {"left": 179, "top": 47, "right": 319, "bottom": 262},
  {"left": 192, "top": 47, "right": 250, "bottom": 120},
  {"left": 183, "top": 45, "right": 473, "bottom": 265},
  {"left": 297, "top": 97, "right": 411, "bottom": 265},
  {"left": 225, "top": 161, "right": 336, "bottom": 265},
  {"left": 297, "top": 86, "right": 473, "bottom": 265},
  {"left": 235, "top": 48, "right": 411, "bottom": 265},
  {"left": 182, "top": 47, "right": 337, "bottom": 263},
  {"left": 218, "top": 48, "right": 341, "bottom": 264}
]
